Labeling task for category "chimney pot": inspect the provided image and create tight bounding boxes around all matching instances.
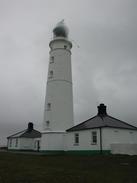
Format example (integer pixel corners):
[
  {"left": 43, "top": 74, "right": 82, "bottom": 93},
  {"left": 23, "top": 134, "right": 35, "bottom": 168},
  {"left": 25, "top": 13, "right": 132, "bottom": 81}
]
[
  {"left": 97, "top": 103, "right": 107, "bottom": 116},
  {"left": 28, "top": 122, "right": 33, "bottom": 131}
]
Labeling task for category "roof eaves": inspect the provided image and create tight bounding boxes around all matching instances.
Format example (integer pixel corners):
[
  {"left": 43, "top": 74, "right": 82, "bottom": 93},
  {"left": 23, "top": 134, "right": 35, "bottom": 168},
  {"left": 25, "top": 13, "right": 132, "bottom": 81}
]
[
  {"left": 66, "top": 115, "right": 98, "bottom": 132},
  {"left": 66, "top": 126, "right": 101, "bottom": 132},
  {"left": 107, "top": 115, "right": 137, "bottom": 129},
  {"left": 7, "top": 129, "right": 26, "bottom": 139},
  {"left": 103, "top": 125, "right": 137, "bottom": 130}
]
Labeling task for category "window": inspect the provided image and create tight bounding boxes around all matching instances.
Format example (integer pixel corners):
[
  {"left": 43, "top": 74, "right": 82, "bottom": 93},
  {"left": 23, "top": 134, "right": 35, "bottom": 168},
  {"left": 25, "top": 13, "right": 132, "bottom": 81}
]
[
  {"left": 50, "top": 56, "right": 54, "bottom": 63},
  {"left": 47, "top": 103, "right": 51, "bottom": 111},
  {"left": 9, "top": 139, "right": 12, "bottom": 147},
  {"left": 46, "top": 121, "right": 50, "bottom": 127},
  {"left": 74, "top": 133, "right": 79, "bottom": 145},
  {"left": 114, "top": 130, "right": 118, "bottom": 133},
  {"left": 91, "top": 131, "right": 97, "bottom": 145},
  {"left": 15, "top": 138, "right": 18, "bottom": 147},
  {"left": 48, "top": 70, "right": 53, "bottom": 79},
  {"left": 64, "top": 45, "right": 67, "bottom": 49},
  {"left": 34, "top": 141, "right": 37, "bottom": 148}
]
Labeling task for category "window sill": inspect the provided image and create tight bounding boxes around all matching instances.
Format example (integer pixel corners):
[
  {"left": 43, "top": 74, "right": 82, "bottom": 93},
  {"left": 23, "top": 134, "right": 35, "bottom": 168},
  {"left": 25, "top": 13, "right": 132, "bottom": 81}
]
[
  {"left": 91, "top": 143, "right": 97, "bottom": 145},
  {"left": 73, "top": 143, "right": 79, "bottom": 146},
  {"left": 45, "top": 127, "right": 51, "bottom": 130}
]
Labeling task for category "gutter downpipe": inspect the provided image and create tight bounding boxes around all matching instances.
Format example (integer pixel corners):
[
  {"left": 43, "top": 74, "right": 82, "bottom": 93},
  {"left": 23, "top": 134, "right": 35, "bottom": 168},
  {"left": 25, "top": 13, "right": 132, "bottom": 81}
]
[{"left": 99, "top": 127, "right": 103, "bottom": 154}]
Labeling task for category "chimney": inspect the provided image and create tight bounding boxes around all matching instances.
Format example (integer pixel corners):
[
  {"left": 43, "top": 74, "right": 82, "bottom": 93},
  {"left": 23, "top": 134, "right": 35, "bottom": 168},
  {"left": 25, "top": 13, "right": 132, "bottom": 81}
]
[
  {"left": 28, "top": 122, "right": 33, "bottom": 131},
  {"left": 97, "top": 103, "right": 107, "bottom": 116}
]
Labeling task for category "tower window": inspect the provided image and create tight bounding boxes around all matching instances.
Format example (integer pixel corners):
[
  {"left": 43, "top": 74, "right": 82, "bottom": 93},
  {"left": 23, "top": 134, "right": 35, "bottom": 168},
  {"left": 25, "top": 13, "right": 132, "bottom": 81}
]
[
  {"left": 50, "top": 56, "right": 54, "bottom": 63},
  {"left": 74, "top": 133, "right": 79, "bottom": 145},
  {"left": 47, "top": 103, "right": 51, "bottom": 111},
  {"left": 46, "top": 121, "right": 50, "bottom": 127},
  {"left": 91, "top": 131, "right": 97, "bottom": 145},
  {"left": 48, "top": 70, "right": 53, "bottom": 79}
]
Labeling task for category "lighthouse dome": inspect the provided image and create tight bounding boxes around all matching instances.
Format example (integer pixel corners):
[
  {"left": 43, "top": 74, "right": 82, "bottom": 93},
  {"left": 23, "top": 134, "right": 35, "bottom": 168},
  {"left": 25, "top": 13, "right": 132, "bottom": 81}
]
[{"left": 53, "top": 20, "right": 69, "bottom": 38}]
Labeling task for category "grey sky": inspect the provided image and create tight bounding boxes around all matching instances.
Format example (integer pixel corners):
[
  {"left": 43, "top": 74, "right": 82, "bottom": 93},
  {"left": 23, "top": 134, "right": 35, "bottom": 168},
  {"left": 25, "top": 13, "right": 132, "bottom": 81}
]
[{"left": 0, "top": 0, "right": 137, "bottom": 145}]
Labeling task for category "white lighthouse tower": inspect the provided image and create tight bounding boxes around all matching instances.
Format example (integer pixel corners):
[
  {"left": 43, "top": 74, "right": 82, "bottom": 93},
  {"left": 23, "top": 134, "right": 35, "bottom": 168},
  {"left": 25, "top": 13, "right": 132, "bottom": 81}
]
[{"left": 40, "top": 21, "right": 74, "bottom": 152}]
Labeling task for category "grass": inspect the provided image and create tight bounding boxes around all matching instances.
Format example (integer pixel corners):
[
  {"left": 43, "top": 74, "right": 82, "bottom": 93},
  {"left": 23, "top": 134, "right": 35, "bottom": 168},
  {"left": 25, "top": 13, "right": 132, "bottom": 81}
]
[{"left": 0, "top": 151, "right": 137, "bottom": 183}]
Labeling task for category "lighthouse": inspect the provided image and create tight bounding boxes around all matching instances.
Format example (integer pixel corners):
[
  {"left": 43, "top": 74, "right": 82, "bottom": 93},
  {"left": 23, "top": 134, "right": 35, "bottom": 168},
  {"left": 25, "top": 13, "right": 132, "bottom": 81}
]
[{"left": 40, "top": 21, "right": 74, "bottom": 151}]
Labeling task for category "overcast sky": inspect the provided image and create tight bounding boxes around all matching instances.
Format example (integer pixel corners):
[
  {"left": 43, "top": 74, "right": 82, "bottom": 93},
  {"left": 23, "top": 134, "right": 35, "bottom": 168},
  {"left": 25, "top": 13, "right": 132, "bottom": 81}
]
[{"left": 0, "top": 0, "right": 137, "bottom": 145}]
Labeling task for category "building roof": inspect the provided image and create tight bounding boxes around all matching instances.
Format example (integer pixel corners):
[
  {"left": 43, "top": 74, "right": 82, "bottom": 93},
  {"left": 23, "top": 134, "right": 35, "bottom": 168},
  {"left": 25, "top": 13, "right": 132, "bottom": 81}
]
[
  {"left": 67, "top": 104, "right": 137, "bottom": 132},
  {"left": 7, "top": 122, "right": 41, "bottom": 139}
]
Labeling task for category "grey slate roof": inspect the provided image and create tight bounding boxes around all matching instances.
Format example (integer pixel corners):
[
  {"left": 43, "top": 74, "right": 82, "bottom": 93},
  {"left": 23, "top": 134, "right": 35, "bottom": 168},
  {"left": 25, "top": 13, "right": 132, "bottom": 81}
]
[
  {"left": 66, "top": 115, "right": 137, "bottom": 132},
  {"left": 7, "top": 123, "right": 41, "bottom": 139},
  {"left": 7, "top": 129, "right": 41, "bottom": 139}
]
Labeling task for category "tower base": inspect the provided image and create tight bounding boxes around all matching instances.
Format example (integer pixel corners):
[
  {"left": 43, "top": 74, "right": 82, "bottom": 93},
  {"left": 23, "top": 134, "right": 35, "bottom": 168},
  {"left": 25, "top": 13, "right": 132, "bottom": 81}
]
[{"left": 40, "top": 131, "right": 66, "bottom": 152}]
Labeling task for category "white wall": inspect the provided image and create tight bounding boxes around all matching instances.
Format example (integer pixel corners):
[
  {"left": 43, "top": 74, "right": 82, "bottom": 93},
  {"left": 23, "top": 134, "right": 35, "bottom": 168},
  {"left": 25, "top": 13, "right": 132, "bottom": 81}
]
[
  {"left": 33, "top": 138, "right": 41, "bottom": 151},
  {"left": 8, "top": 137, "right": 41, "bottom": 151},
  {"left": 65, "top": 128, "right": 137, "bottom": 153},
  {"left": 19, "top": 138, "right": 34, "bottom": 150},
  {"left": 66, "top": 129, "right": 100, "bottom": 151},
  {"left": 43, "top": 37, "right": 74, "bottom": 132},
  {"left": 49, "top": 38, "right": 72, "bottom": 50},
  {"left": 7, "top": 138, "right": 21, "bottom": 150},
  {"left": 102, "top": 128, "right": 137, "bottom": 150},
  {"left": 40, "top": 132, "right": 65, "bottom": 151},
  {"left": 111, "top": 144, "right": 137, "bottom": 155}
]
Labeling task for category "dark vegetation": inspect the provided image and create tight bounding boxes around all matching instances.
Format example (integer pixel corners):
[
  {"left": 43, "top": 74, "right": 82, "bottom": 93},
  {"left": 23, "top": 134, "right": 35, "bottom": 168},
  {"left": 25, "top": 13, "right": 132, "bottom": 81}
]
[{"left": 0, "top": 151, "right": 137, "bottom": 183}]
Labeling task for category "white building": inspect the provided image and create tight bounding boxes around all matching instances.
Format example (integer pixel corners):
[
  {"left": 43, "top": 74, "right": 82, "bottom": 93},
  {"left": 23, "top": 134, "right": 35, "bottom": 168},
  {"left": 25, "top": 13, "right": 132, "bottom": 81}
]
[
  {"left": 7, "top": 22, "right": 137, "bottom": 155},
  {"left": 40, "top": 21, "right": 74, "bottom": 152},
  {"left": 7, "top": 123, "right": 41, "bottom": 151},
  {"left": 40, "top": 22, "right": 137, "bottom": 155},
  {"left": 65, "top": 104, "right": 137, "bottom": 155}
]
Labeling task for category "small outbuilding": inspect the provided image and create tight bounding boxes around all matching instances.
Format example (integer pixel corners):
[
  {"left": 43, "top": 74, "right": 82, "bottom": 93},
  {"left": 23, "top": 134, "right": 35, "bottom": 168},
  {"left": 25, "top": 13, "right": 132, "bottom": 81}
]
[
  {"left": 7, "top": 122, "right": 41, "bottom": 151},
  {"left": 66, "top": 104, "right": 137, "bottom": 155}
]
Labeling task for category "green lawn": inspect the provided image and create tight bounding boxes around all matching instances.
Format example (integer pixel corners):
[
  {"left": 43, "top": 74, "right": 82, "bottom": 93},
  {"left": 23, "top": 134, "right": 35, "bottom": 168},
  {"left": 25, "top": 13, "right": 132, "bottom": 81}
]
[{"left": 0, "top": 151, "right": 137, "bottom": 183}]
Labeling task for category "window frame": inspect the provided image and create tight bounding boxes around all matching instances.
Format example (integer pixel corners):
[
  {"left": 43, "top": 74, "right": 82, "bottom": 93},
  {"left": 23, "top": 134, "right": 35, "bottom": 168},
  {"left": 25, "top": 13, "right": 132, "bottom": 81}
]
[
  {"left": 64, "top": 45, "right": 67, "bottom": 49},
  {"left": 50, "top": 56, "right": 54, "bottom": 63},
  {"left": 9, "top": 139, "right": 12, "bottom": 147},
  {"left": 91, "top": 131, "right": 97, "bottom": 145},
  {"left": 47, "top": 103, "right": 51, "bottom": 111},
  {"left": 114, "top": 130, "right": 119, "bottom": 133},
  {"left": 46, "top": 120, "right": 50, "bottom": 128},
  {"left": 74, "top": 133, "right": 79, "bottom": 146},
  {"left": 48, "top": 70, "right": 53, "bottom": 79},
  {"left": 15, "top": 138, "right": 18, "bottom": 147}
]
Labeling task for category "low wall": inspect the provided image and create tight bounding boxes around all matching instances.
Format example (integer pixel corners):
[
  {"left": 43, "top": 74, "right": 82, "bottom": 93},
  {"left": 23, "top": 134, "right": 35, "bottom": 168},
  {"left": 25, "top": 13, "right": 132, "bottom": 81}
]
[{"left": 111, "top": 144, "right": 137, "bottom": 155}]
